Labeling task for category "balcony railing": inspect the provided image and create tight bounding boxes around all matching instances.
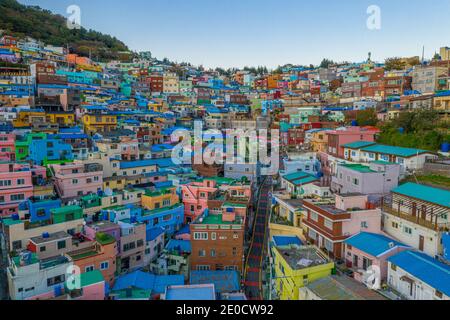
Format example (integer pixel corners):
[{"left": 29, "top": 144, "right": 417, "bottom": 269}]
[{"left": 382, "top": 205, "right": 450, "bottom": 231}]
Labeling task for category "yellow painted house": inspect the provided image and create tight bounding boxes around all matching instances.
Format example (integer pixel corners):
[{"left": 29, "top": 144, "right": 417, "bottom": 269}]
[
  {"left": 141, "top": 186, "right": 179, "bottom": 210},
  {"left": 46, "top": 112, "right": 76, "bottom": 127},
  {"left": 82, "top": 113, "right": 118, "bottom": 135},
  {"left": 13, "top": 109, "right": 46, "bottom": 128},
  {"left": 272, "top": 245, "right": 334, "bottom": 300}
]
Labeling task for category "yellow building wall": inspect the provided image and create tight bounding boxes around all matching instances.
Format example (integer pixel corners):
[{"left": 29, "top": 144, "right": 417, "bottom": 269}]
[
  {"left": 141, "top": 187, "right": 179, "bottom": 210},
  {"left": 273, "top": 248, "right": 334, "bottom": 300}
]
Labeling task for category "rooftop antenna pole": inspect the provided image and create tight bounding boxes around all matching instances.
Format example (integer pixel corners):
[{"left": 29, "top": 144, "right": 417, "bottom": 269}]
[{"left": 422, "top": 46, "right": 425, "bottom": 65}]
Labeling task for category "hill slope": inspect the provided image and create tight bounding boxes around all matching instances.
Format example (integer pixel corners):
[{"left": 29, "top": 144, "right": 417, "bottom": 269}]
[{"left": 0, "top": 0, "right": 130, "bottom": 61}]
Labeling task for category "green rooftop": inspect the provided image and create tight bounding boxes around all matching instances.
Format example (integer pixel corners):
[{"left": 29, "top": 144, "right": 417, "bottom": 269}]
[
  {"left": 223, "top": 202, "right": 247, "bottom": 208},
  {"left": 392, "top": 183, "right": 450, "bottom": 208},
  {"left": 342, "top": 141, "right": 376, "bottom": 149},
  {"left": 1, "top": 218, "right": 23, "bottom": 227},
  {"left": 142, "top": 203, "right": 183, "bottom": 216},
  {"left": 111, "top": 288, "right": 152, "bottom": 299},
  {"left": 341, "top": 164, "right": 377, "bottom": 173},
  {"left": 12, "top": 253, "right": 39, "bottom": 266},
  {"left": 201, "top": 214, "right": 242, "bottom": 225},
  {"left": 283, "top": 172, "right": 319, "bottom": 186},
  {"left": 361, "top": 144, "right": 430, "bottom": 158},
  {"left": 65, "top": 270, "right": 104, "bottom": 290},
  {"left": 95, "top": 232, "right": 116, "bottom": 245},
  {"left": 69, "top": 250, "right": 99, "bottom": 261}
]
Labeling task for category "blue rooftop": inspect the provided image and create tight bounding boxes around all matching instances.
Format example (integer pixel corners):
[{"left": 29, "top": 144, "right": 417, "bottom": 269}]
[
  {"left": 165, "top": 284, "right": 216, "bottom": 300},
  {"left": 165, "top": 239, "right": 192, "bottom": 253},
  {"left": 388, "top": 251, "right": 450, "bottom": 296},
  {"left": 190, "top": 271, "right": 240, "bottom": 294},
  {"left": 112, "top": 271, "right": 184, "bottom": 295},
  {"left": 146, "top": 227, "right": 165, "bottom": 242},
  {"left": 344, "top": 232, "right": 408, "bottom": 257},
  {"left": 119, "top": 158, "right": 176, "bottom": 170},
  {"left": 273, "top": 235, "right": 303, "bottom": 247}
]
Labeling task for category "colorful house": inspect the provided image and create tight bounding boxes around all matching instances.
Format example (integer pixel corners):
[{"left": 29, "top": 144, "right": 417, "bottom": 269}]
[
  {"left": 344, "top": 232, "right": 409, "bottom": 284},
  {"left": 272, "top": 244, "right": 334, "bottom": 300},
  {"left": 387, "top": 250, "right": 450, "bottom": 300}
]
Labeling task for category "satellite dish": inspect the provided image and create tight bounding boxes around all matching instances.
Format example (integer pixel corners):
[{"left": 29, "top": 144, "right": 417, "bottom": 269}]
[{"left": 104, "top": 188, "right": 113, "bottom": 196}]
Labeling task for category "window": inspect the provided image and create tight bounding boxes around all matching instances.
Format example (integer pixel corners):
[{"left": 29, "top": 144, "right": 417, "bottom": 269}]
[
  {"left": 193, "top": 232, "right": 208, "bottom": 240},
  {"left": 0, "top": 196, "right": 4, "bottom": 203},
  {"left": 324, "top": 219, "right": 333, "bottom": 230},
  {"left": 210, "top": 249, "right": 216, "bottom": 257},
  {"left": 199, "top": 250, "right": 206, "bottom": 257},
  {"left": 137, "top": 240, "right": 144, "bottom": 247},
  {"left": 211, "top": 232, "right": 217, "bottom": 240},
  {"left": 72, "top": 179, "right": 78, "bottom": 184},
  {"left": 35, "top": 208, "right": 46, "bottom": 217},
  {"left": 85, "top": 265, "right": 94, "bottom": 272},
  {"left": 17, "top": 179, "right": 25, "bottom": 185},
  {"left": 47, "top": 275, "right": 65, "bottom": 287},
  {"left": 403, "top": 226, "right": 413, "bottom": 235},
  {"left": 162, "top": 199, "right": 171, "bottom": 207},
  {"left": 57, "top": 240, "right": 66, "bottom": 250},
  {"left": 11, "top": 194, "right": 24, "bottom": 201},
  {"left": 353, "top": 178, "right": 359, "bottom": 186},
  {"left": 310, "top": 212, "right": 319, "bottom": 222},
  {"left": 435, "top": 290, "right": 443, "bottom": 299},
  {"left": 197, "top": 265, "right": 210, "bottom": 271},
  {"left": 12, "top": 240, "right": 22, "bottom": 251},
  {"left": 361, "top": 221, "right": 368, "bottom": 229}
]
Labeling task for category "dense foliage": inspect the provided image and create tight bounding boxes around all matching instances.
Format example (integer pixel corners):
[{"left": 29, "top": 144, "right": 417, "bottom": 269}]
[
  {"left": 0, "top": 0, "right": 129, "bottom": 61},
  {"left": 377, "top": 110, "right": 450, "bottom": 151}
]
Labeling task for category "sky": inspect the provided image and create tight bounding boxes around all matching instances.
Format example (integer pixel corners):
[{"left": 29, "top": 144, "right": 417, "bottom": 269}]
[{"left": 18, "top": 0, "right": 450, "bottom": 69}]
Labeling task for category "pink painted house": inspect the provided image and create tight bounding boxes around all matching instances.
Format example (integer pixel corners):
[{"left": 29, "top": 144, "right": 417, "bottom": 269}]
[
  {"left": 51, "top": 162, "right": 103, "bottom": 200},
  {"left": 181, "top": 178, "right": 219, "bottom": 223},
  {"left": 0, "top": 163, "right": 34, "bottom": 217},
  {"left": 0, "top": 133, "right": 15, "bottom": 161},
  {"left": 326, "top": 126, "right": 380, "bottom": 159},
  {"left": 344, "top": 232, "right": 409, "bottom": 284}
]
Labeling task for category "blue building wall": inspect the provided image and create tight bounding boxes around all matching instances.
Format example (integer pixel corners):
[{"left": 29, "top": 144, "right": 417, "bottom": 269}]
[
  {"left": 28, "top": 138, "right": 74, "bottom": 165},
  {"left": 133, "top": 204, "right": 185, "bottom": 236}
]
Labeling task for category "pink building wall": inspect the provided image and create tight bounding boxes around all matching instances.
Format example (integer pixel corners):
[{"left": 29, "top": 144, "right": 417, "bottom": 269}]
[
  {"left": 76, "top": 282, "right": 105, "bottom": 300},
  {"left": 0, "top": 163, "right": 34, "bottom": 217},
  {"left": 345, "top": 245, "right": 409, "bottom": 282},
  {"left": 0, "top": 133, "right": 16, "bottom": 161},
  {"left": 52, "top": 162, "right": 103, "bottom": 199},
  {"left": 182, "top": 179, "right": 218, "bottom": 223},
  {"left": 327, "top": 127, "right": 379, "bottom": 159}
]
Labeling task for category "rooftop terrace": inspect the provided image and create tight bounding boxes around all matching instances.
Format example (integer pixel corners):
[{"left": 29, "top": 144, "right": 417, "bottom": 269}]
[{"left": 276, "top": 245, "right": 330, "bottom": 270}]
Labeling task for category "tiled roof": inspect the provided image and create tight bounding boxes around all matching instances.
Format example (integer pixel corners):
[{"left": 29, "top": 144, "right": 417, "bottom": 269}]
[
  {"left": 388, "top": 251, "right": 450, "bottom": 296},
  {"left": 344, "top": 232, "right": 408, "bottom": 257},
  {"left": 392, "top": 183, "right": 450, "bottom": 208}
]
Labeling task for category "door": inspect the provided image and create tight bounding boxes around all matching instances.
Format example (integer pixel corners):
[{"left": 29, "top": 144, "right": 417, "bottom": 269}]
[
  {"left": 419, "top": 235, "right": 425, "bottom": 252},
  {"left": 412, "top": 203, "right": 417, "bottom": 217},
  {"left": 353, "top": 254, "right": 358, "bottom": 268}
]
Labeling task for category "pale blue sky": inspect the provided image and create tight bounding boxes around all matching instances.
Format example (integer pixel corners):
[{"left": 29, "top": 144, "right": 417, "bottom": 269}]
[{"left": 19, "top": 0, "right": 450, "bottom": 68}]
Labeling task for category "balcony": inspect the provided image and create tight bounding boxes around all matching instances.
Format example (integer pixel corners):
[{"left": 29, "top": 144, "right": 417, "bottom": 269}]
[
  {"left": 84, "top": 163, "right": 103, "bottom": 173},
  {"left": 382, "top": 205, "right": 450, "bottom": 231}
]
